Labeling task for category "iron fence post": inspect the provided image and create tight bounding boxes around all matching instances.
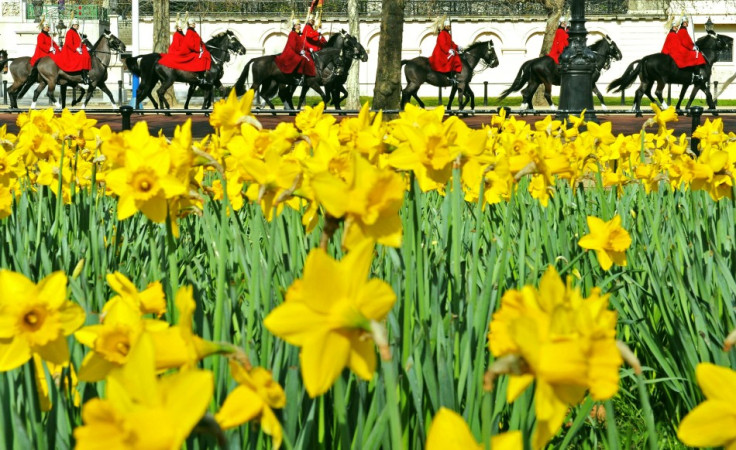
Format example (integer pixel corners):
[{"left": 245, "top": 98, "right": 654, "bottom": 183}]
[
  {"left": 120, "top": 105, "right": 133, "bottom": 130},
  {"left": 667, "top": 84, "right": 671, "bottom": 104},
  {"left": 484, "top": 81, "right": 488, "bottom": 106},
  {"left": 438, "top": 86, "right": 442, "bottom": 105},
  {"left": 118, "top": 80, "right": 123, "bottom": 106},
  {"left": 713, "top": 81, "right": 718, "bottom": 107},
  {"left": 690, "top": 106, "right": 703, "bottom": 155},
  {"left": 2, "top": 80, "right": 6, "bottom": 105},
  {"left": 620, "top": 88, "right": 624, "bottom": 106}
]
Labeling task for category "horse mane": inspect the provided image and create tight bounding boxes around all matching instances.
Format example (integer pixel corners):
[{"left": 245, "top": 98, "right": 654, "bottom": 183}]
[
  {"left": 465, "top": 40, "right": 491, "bottom": 52},
  {"left": 589, "top": 39, "right": 607, "bottom": 53},
  {"left": 326, "top": 33, "right": 342, "bottom": 46},
  {"left": 207, "top": 30, "right": 231, "bottom": 42}
]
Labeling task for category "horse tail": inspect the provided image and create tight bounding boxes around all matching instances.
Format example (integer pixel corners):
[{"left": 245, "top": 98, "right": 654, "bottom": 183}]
[
  {"left": 607, "top": 59, "right": 640, "bottom": 93},
  {"left": 234, "top": 59, "right": 254, "bottom": 96},
  {"left": 124, "top": 55, "right": 144, "bottom": 77},
  {"left": 498, "top": 60, "right": 533, "bottom": 100}
]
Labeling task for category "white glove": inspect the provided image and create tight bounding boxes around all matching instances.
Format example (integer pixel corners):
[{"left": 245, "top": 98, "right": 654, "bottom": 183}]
[
  {"left": 50, "top": 46, "right": 55, "bottom": 53},
  {"left": 448, "top": 49, "right": 456, "bottom": 56},
  {"left": 199, "top": 50, "right": 203, "bottom": 58},
  {"left": 693, "top": 45, "right": 699, "bottom": 51},
  {"left": 77, "top": 48, "right": 82, "bottom": 54},
  {"left": 457, "top": 46, "right": 464, "bottom": 52},
  {"left": 300, "top": 50, "right": 306, "bottom": 56}
]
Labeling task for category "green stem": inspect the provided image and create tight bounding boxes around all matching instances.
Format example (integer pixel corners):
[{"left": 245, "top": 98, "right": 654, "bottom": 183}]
[
  {"left": 637, "top": 373, "right": 658, "bottom": 450},
  {"left": 382, "top": 359, "right": 403, "bottom": 450}
]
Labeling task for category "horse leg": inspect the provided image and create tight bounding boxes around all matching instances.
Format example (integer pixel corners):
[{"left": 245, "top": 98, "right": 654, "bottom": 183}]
[
  {"left": 60, "top": 85, "right": 66, "bottom": 109},
  {"left": 652, "top": 82, "right": 667, "bottom": 109},
  {"left": 675, "top": 84, "right": 689, "bottom": 112},
  {"left": 520, "top": 80, "right": 538, "bottom": 110},
  {"left": 47, "top": 82, "right": 60, "bottom": 109},
  {"left": 297, "top": 84, "right": 309, "bottom": 110},
  {"left": 401, "top": 81, "right": 422, "bottom": 109},
  {"left": 156, "top": 80, "right": 173, "bottom": 115},
  {"left": 543, "top": 81, "right": 554, "bottom": 109},
  {"left": 592, "top": 83, "right": 607, "bottom": 110},
  {"left": 184, "top": 84, "right": 196, "bottom": 115},
  {"left": 446, "top": 85, "right": 456, "bottom": 110},
  {"left": 97, "top": 83, "right": 117, "bottom": 108},
  {"left": 633, "top": 86, "right": 645, "bottom": 117},
  {"left": 31, "top": 80, "right": 48, "bottom": 109},
  {"left": 697, "top": 80, "right": 716, "bottom": 115}
]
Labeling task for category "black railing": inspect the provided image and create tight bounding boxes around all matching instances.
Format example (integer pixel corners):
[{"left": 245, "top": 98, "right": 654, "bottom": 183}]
[{"left": 122, "top": 0, "right": 629, "bottom": 18}]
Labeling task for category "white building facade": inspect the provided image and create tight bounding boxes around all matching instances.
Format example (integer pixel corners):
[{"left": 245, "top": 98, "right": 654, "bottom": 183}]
[{"left": 1, "top": 0, "right": 735, "bottom": 105}]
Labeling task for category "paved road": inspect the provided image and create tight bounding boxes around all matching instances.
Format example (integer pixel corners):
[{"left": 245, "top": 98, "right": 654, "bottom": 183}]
[{"left": 0, "top": 109, "right": 733, "bottom": 138}]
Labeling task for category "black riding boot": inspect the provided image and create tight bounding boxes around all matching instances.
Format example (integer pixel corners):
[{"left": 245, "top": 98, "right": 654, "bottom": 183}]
[
  {"left": 449, "top": 72, "right": 459, "bottom": 86},
  {"left": 295, "top": 75, "right": 305, "bottom": 87},
  {"left": 692, "top": 72, "right": 704, "bottom": 84},
  {"left": 81, "top": 70, "right": 90, "bottom": 85},
  {"left": 197, "top": 73, "right": 210, "bottom": 87}
]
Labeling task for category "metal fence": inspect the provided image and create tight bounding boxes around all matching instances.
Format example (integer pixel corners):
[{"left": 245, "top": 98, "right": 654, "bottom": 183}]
[{"left": 113, "top": 0, "right": 630, "bottom": 19}]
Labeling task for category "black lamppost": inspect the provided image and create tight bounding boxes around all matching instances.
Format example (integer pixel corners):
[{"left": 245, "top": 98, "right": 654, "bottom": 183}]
[{"left": 557, "top": 0, "right": 597, "bottom": 122}]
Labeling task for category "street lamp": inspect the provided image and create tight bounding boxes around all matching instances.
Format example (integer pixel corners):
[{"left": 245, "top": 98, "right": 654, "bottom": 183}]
[
  {"left": 557, "top": 0, "right": 597, "bottom": 122},
  {"left": 705, "top": 17, "right": 714, "bottom": 33}
]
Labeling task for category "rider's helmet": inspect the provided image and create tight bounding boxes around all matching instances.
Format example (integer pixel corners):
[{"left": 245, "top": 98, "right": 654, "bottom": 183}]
[
  {"left": 187, "top": 13, "right": 196, "bottom": 28},
  {"left": 174, "top": 13, "right": 183, "bottom": 31},
  {"left": 71, "top": 17, "right": 79, "bottom": 26}
]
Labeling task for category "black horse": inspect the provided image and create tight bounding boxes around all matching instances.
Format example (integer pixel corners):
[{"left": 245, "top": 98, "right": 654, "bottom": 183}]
[
  {"left": 30, "top": 31, "right": 126, "bottom": 109},
  {"left": 267, "top": 31, "right": 368, "bottom": 110},
  {"left": 233, "top": 32, "right": 357, "bottom": 110},
  {"left": 0, "top": 49, "right": 8, "bottom": 76},
  {"left": 499, "top": 36, "right": 622, "bottom": 110},
  {"left": 125, "top": 30, "right": 245, "bottom": 111},
  {"left": 400, "top": 40, "right": 499, "bottom": 110},
  {"left": 607, "top": 31, "right": 732, "bottom": 116}
]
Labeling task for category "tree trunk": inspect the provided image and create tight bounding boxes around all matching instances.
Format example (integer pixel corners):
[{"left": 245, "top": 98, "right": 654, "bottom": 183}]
[
  {"left": 346, "top": 0, "right": 361, "bottom": 109},
  {"left": 533, "top": 0, "right": 565, "bottom": 106},
  {"left": 372, "top": 0, "right": 405, "bottom": 113},
  {"left": 152, "top": 0, "right": 175, "bottom": 107}
]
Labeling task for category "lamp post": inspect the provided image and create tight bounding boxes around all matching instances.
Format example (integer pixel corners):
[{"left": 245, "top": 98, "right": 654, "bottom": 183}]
[
  {"left": 705, "top": 17, "right": 714, "bottom": 33},
  {"left": 557, "top": 0, "right": 597, "bottom": 122}
]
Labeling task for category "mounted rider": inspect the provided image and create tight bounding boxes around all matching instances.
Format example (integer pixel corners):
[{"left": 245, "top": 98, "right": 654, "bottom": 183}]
[
  {"left": 661, "top": 14, "right": 706, "bottom": 83},
  {"left": 548, "top": 16, "right": 569, "bottom": 64},
  {"left": 302, "top": 16, "right": 327, "bottom": 53},
  {"left": 30, "top": 17, "right": 60, "bottom": 67},
  {"left": 184, "top": 16, "right": 213, "bottom": 85},
  {"left": 56, "top": 15, "right": 91, "bottom": 86},
  {"left": 275, "top": 18, "right": 317, "bottom": 86},
  {"left": 429, "top": 17, "right": 462, "bottom": 85},
  {"left": 157, "top": 14, "right": 211, "bottom": 86}
]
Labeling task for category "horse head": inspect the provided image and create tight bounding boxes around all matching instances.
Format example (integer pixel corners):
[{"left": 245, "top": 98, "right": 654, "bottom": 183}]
[
  {"left": 344, "top": 34, "right": 368, "bottom": 62},
  {"left": 482, "top": 40, "right": 500, "bottom": 68},
  {"left": 103, "top": 30, "right": 126, "bottom": 53},
  {"left": 605, "top": 35, "right": 623, "bottom": 62},
  {"left": 0, "top": 49, "right": 7, "bottom": 74},
  {"left": 696, "top": 31, "right": 733, "bottom": 65},
  {"left": 226, "top": 30, "right": 246, "bottom": 56}
]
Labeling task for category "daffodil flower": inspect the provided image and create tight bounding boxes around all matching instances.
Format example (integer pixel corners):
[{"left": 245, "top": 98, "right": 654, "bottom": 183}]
[
  {"left": 678, "top": 363, "right": 736, "bottom": 449},
  {"left": 264, "top": 239, "right": 396, "bottom": 397},
  {"left": 578, "top": 215, "right": 632, "bottom": 271},
  {"left": 426, "top": 407, "right": 522, "bottom": 450}
]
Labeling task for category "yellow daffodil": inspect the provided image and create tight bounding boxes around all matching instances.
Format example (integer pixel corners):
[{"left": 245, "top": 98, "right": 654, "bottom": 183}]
[
  {"left": 215, "top": 359, "right": 286, "bottom": 448},
  {"left": 310, "top": 154, "right": 405, "bottom": 249},
  {"left": 426, "top": 407, "right": 522, "bottom": 450},
  {"left": 105, "top": 136, "right": 187, "bottom": 223},
  {"left": 74, "top": 335, "right": 214, "bottom": 450},
  {"left": 104, "top": 272, "right": 166, "bottom": 318},
  {"left": 209, "top": 89, "right": 261, "bottom": 144},
  {"left": 678, "top": 363, "right": 736, "bottom": 449},
  {"left": 487, "top": 266, "right": 622, "bottom": 449},
  {"left": 0, "top": 270, "right": 85, "bottom": 371},
  {"left": 264, "top": 239, "right": 396, "bottom": 397},
  {"left": 647, "top": 103, "right": 678, "bottom": 134},
  {"left": 578, "top": 215, "right": 632, "bottom": 271}
]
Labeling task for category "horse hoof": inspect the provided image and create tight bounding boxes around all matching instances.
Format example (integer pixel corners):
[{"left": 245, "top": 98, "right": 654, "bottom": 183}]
[
  {"left": 661, "top": 102, "right": 668, "bottom": 110},
  {"left": 110, "top": 102, "right": 117, "bottom": 109},
  {"left": 635, "top": 112, "right": 643, "bottom": 118},
  {"left": 600, "top": 104, "right": 608, "bottom": 111},
  {"left": 54, "top": 102, "right": 61, "bottom": 110},
  {"left": 549, "top": 105, "right": 557, "bottom": 111},
  {"left": 30, "top": 102, "right": 36, "bottom": 109}
]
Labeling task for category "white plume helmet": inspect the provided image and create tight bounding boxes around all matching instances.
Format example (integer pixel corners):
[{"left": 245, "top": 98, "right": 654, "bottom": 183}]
[
  {"left": 443, "top": 18, "right": 451, "bottom": 27},
  {"left": 174, "top": 13, "right": 183, "bottom": 30},
  {"left": 680, "top": 11, "right": 689, "bottom": 25},
  {"left": 664, "top": 15, "right": 675, "bottom": 30},
  {"left": 71, "top": 16, "right": 79, "bottom": 26},
  {"left": 38, "top": 14, "right": 48, "bottom": 30},
  {"left": 559, "top": 15, "right": 568, "bottom": 25},
  {"left": 187, "top": 12, "right": 196, "bottom": 26},
  {"left": 429, "top": 15, "right": 447, "bottom": 33}
]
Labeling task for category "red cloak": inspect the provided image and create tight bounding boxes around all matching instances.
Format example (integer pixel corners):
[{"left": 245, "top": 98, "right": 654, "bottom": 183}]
[
  {"left": 429, "top": 29, "right": 462, "bottom": 73},
  {"left": 302, "top": 24, "right": 326, "bottom": 53},
  {"left": 30, "top": 31, "right": 60, "bottom": 66},
  {"left": 548, "top": 27, "right": 569, "bottom": 64},
  {"left": 56, "top": 28, "right": 91, "bottom": 72},
  {"left": 275, "top": 30, "right": 316, "bottom": 77}
]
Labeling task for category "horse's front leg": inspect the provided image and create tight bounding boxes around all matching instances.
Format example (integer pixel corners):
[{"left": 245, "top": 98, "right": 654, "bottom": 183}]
[
  {"left": 592, "top": 83, "right": 607, "bottom": 110},
  {"left": 695, "top": 80, "right": 716, "bottom": 115},
  {"left": 97, "top": 83, "right": 117, "bottom": 108},
  {"left": 30, "top": 80, "right": 48, "bottom": 108},
  {"left": 446, "top": 84, "right": 456, "bottom": 110},
  {"left": 675, "top": 84, "right": 689, "bottom": 112},
  {"left": 184, "top": 84, "right": 197, "bottom": 114},
  {"left": 297, "top": 83, "right": 310, "bottom": 110}
]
